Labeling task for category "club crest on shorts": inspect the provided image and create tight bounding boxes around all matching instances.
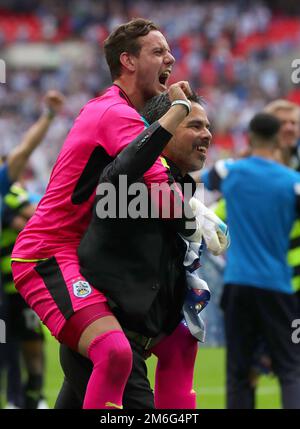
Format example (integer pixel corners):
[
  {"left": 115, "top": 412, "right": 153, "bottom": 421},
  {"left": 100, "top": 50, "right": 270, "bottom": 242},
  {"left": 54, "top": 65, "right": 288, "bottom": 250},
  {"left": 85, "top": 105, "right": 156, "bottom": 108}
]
[{"left": 72, "top": 280, "right": 92, "bottom": 298}]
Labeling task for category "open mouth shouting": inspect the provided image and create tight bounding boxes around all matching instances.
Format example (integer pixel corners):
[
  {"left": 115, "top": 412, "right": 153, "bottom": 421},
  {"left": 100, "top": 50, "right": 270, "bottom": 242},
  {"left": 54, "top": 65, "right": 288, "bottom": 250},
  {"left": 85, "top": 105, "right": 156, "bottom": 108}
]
[{"left": 158, "top": 69, "right": 171, "bottom": 89}]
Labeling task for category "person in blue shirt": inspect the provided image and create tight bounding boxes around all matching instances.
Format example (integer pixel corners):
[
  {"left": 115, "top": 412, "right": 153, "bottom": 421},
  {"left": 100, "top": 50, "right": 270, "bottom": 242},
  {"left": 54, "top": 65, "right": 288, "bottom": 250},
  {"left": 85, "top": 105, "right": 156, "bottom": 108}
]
[
  {"left": 202, "top": 112, "right": 300, "bottom": 409},
  {"left": 0, "top": 164, "right": 11, "bottom": 198}
]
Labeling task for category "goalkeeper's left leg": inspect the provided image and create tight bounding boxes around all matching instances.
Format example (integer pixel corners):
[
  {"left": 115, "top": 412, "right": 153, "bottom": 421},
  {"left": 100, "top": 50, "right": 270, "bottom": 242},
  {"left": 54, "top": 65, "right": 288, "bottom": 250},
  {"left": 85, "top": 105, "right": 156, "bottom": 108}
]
[{"left": 151, "top": 322, "right": 198, "bottom": 409}]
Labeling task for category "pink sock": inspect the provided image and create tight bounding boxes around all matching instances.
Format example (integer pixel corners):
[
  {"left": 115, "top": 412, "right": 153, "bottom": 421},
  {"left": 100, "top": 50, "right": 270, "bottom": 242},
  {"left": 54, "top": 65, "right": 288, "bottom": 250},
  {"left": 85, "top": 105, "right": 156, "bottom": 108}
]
[
  {"left": 151, "top": 323, "right": 198, "bottom": 409},
  {"left": 83, "top": 330, "right": 132, "bottom": 409}
]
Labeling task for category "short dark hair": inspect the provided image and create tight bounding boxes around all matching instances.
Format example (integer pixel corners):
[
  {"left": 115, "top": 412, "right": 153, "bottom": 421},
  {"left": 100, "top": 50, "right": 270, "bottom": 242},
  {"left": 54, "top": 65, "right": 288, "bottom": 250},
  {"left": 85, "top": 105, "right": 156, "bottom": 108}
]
[
  {"left": 104, "top": 18, "right": 158, "bottom": 81},
  {"left": 249, "top": 112, "right": 280, "bottom": 140},
  {"left": 141, "top": 91, "right": 204, "bottom": 125}
]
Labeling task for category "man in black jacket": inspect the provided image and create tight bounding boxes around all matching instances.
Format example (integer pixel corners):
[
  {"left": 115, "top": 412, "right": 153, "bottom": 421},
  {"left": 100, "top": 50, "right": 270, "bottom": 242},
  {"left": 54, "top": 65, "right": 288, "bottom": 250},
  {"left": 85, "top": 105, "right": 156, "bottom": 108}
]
[{"left": 55, "top": 92, "right": 213, "bottom": 409}]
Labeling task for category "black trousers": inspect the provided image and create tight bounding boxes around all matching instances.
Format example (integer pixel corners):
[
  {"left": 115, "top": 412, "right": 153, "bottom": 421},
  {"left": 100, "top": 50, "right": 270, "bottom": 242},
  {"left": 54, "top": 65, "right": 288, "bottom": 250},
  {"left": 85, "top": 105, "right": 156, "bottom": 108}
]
[
  {"left": 54, "top": 340, "right": 155, "bottom": 409},
  {"left": 221, "top": 283, "right": 300, "bottom": 409}
]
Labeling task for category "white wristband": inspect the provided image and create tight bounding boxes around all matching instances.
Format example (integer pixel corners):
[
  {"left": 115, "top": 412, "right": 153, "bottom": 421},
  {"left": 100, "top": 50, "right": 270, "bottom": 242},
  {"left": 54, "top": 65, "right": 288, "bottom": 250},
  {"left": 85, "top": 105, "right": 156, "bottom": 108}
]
[{"left": 171, "top": 99, "right": 191, "bottom": 116}]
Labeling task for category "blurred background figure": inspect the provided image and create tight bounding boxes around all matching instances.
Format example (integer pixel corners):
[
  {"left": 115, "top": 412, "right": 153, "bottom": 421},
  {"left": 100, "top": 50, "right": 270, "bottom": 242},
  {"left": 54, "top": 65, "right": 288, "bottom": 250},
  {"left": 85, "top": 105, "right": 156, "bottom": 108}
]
[
  {"left": 264, "top": 100, "right": 300, "bottom": 170},
  {"left": 198, "top": 99, "right": 300, "bottom": 391},
  {"left": 1, "top": 183, "right": 45, "bottom": 409},
  {"left": 201, "top": 113, "right": 300, "bottom": 409},
  {"left": 0, "top": 90, "right": 64, "bottom": 408}
]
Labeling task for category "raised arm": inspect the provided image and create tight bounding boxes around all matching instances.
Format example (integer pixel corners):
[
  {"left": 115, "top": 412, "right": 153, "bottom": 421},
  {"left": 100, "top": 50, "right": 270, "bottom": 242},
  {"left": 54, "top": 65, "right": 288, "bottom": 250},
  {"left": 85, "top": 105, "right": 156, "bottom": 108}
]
[
  {"left": 7, "top": 90, "right": 65, "bottom": 182},
  {"left": 98, "top": 82, "right": 198, "bottom": 238}
]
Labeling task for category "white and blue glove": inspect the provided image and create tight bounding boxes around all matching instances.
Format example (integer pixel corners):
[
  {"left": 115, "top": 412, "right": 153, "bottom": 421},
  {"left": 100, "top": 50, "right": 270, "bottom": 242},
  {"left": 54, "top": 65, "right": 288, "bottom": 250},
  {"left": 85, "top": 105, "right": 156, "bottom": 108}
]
[{"left": 189, "top": 197, "right": 230, "bottom": 255}]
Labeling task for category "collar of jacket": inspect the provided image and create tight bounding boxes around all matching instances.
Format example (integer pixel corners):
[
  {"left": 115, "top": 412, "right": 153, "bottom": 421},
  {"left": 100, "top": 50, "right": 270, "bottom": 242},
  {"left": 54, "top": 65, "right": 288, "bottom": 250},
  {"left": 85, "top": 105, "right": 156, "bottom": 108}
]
[{"left": 164, "top": 157, "right": 197, "bottom": 195}]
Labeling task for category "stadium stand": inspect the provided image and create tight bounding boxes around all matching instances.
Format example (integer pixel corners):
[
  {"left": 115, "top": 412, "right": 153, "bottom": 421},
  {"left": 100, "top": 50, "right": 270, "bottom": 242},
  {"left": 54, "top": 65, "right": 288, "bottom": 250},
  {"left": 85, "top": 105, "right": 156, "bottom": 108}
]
[{"left": 1, "top": 0, "right": 300, "bottom": 196}]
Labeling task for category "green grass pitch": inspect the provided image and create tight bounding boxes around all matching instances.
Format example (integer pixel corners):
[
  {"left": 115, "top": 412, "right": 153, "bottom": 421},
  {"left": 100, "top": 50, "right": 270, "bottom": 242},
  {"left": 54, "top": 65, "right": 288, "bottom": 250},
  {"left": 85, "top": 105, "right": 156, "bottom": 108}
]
[{"left": 44, "top": 333, "right": 281, "bottom": 409}]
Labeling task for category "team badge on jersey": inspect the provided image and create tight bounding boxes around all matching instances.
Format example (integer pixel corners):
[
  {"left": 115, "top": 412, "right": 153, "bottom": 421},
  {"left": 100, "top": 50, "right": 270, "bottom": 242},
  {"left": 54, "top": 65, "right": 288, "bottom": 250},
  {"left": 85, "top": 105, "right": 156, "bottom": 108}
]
[{"left": 72, "top": 280, "right": 92, "bottom": 298}]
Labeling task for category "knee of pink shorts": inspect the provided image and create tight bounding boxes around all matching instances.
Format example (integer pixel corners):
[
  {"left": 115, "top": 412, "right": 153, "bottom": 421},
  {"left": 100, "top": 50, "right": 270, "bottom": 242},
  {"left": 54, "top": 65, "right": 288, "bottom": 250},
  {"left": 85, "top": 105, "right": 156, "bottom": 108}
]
[{"left": 58, "top": 302, "right": 114, "bottom": 351}]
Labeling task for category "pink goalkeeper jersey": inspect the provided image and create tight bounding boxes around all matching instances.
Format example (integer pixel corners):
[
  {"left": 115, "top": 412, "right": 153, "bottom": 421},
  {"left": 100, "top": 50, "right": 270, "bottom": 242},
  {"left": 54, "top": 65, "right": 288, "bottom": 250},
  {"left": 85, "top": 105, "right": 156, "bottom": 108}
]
[{"left": 12, "top": 85, "right": 170, "bottom": 260}]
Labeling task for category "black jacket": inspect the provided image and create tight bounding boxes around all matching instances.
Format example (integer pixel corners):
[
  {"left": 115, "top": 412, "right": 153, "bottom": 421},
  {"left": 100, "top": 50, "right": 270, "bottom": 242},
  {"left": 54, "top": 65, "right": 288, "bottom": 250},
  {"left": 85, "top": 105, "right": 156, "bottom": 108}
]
[{"left": 78, "top": 123, "right": 196, "bottom": 336}]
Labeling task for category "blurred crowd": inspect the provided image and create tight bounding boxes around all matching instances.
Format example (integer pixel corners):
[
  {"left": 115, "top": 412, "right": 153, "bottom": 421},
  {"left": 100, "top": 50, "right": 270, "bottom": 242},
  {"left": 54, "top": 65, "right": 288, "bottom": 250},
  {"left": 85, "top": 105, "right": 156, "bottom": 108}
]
[{"left": 0, "top": 0, "right": 300, "bottom": 193}]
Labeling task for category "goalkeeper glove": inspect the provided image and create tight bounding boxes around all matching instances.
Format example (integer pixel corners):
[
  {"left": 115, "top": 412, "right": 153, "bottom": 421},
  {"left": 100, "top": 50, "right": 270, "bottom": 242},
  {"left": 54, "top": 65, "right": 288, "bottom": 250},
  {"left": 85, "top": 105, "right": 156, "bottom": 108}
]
[{"left": 189, "top": 197, "right": 230, "bottom": 255}]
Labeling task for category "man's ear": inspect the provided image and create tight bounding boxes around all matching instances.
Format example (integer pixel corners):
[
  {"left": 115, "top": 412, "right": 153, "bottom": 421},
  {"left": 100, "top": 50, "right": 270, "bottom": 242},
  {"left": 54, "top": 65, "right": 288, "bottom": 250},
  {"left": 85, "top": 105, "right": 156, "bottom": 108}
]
[{"left": 119, "top": 52, "right": 136, "bottom": 73}]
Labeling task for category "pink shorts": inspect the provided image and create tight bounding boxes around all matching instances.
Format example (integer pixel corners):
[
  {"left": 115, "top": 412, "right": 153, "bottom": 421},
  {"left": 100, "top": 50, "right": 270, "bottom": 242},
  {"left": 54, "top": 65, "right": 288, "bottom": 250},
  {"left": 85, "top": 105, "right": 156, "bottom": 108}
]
[{"left": 12, "top": 251, "right": 113, "bottom": 350}]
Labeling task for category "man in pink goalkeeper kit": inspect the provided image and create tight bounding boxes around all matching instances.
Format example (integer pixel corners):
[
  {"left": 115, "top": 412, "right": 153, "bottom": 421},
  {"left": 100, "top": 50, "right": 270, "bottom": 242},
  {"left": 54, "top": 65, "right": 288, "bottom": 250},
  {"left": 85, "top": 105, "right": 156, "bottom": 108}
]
[{"left": 12, "top": 19, "right": 199, "bottom": 409}]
